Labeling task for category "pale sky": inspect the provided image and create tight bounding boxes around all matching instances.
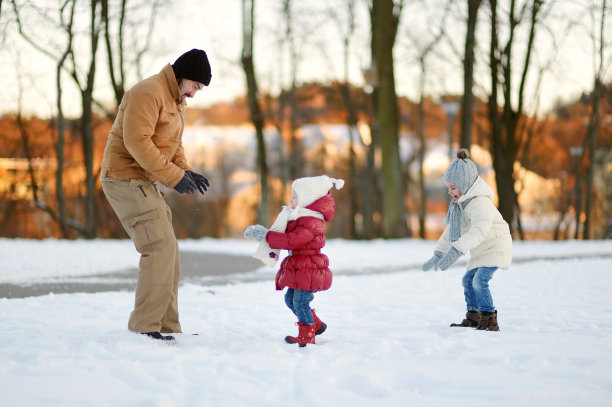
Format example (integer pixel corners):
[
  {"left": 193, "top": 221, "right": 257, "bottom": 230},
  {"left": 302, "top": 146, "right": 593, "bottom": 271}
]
[{"left": 0, "top": 0, "right": 606, "bottom": 120}]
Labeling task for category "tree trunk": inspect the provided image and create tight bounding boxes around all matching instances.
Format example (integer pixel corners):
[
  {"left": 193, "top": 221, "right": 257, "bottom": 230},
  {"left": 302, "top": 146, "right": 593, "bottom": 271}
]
[
  {"left": 582, "top": 84, "right": 601, "bottom": 240},
  {"left": 283, "top": 0, "right": 301, "bottom": 181},
  {"left": 339, "top": 1, "right": 359, "bottom": 238},
  {"left": 413, "top": 1, "right": 450, "bottom": 238},
  {"left": 242, "top": 0, "right": 269, "bottom": 225},
  {"left": 573, "top": 145, "right": 585, "bottom": 239},
  {"left": 583, "top": 0, "right": 607, "bottom": 239},
  {"left": 101, "top": 0, "right": 125, "bottom": 106},
  {"left": 487, "top": 0, "right": 541, "bottom": 238},
  {"left": 371, "top": 0, "right": 409, "bottom": 238},
  {"left": 343, "top": 84, "right": 360, "bottom": 238},
  {"left": 488, "top": 0, "right": 512, "bottom": 230},
  {"left": 55, "top": 47, "right": 69, "bottom": 238},
  {"left": 362, "top": 110, "right": 378, "bottom": 239},
  {"left": 460, "top": 0, "right": 481, "bottom": 150},
  {"left": 417, "top": 63, "right": 426, "bottom": 239},
  {"left": 10, "top": 0, "right": 88, "bottom": 236},
  {"left": 80, "top": 93, "right": 96, "bottom": 239},
  {"left": 78, "top": 0, "right": 101, "bottom": 239},
  {"left": 54, "top": 0, "right": 78, "bottom": 238}
]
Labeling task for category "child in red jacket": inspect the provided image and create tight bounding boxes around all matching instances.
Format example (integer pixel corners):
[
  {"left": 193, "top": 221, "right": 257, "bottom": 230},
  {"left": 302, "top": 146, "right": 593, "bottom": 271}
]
[{"left": 244, "top": 175, "right": 344, "bottom": 347}]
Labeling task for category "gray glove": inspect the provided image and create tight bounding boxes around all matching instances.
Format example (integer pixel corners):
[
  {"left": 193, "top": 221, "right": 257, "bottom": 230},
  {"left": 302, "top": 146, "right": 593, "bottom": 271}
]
[
  {"left": 244, "top": 224, "right": 269, "bottom": 241},
  {"left": 438, "top": 246, "right": 463, "bottom": 271},
  {"left": 422, "top": 251, "right": 443, "bottom": 272}
]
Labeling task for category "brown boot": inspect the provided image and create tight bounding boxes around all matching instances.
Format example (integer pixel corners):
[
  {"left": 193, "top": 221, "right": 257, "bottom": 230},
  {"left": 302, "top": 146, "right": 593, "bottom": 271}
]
[
  {"left": 285, "top": 323, "right": 316, "bottom": 347},
  {"left": 477, "top": 311, "right": 499, "bottom": 331},
  {"left": 450, "top": 311, "right": 480, "bottom": 327}
]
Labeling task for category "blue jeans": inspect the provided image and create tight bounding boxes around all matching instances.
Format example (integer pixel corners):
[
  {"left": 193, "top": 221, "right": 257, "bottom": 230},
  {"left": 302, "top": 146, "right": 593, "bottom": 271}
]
[
  {"left": 284, "top": 289, "right": 315, "bottom": 325},
  {"left": 461, "top": 267, "right": 497, "bottom": 313}
]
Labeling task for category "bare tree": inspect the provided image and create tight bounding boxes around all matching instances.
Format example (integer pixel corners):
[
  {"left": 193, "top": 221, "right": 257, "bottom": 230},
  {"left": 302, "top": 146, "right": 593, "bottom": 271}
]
[
  {"left": 582, "top": 0, "right": 608, "bottom": 239},
  {"left": 370, "top": 0, "right": 410, "bottom": 238},
  {"left": 9, "top": 0, "right": 163, "bottom": 239},
  {"left": 405, "top": 0, "right": 452, "bottom": 239},
  {"left": 54, "top": 0, "right": 77, "bottom": 237},
  {"left": 9, "top": 0, "right": 88, "bottom": 236},
  {"left": 242, "top": 0, "right": 269, "bottom": 225},
  {"left": 72, "top": 0, "right": 102, "bottom": 239},
  {"left": 100, "top": 0, "right": 162, "bottom": 111},
  {"left": 460, "top": 0, "right": 482, "bottom": 149},
  {"left": 362, "top": 63, "right": 380, "bottom": 239},
  {"left": 11, "top": 0, "right": 100, "bottom": 238},
  {"left": 101, "top": 0, "right": 125, "bottom": 106},
  {"left": 328, "top": 0, "right": 361, "bottom": 238},
  {"left": 486, "top": 0, "right": 547, "bottom": 237},
  {"left": 282, "top": 0, "right": 302, "bottom": 181}
]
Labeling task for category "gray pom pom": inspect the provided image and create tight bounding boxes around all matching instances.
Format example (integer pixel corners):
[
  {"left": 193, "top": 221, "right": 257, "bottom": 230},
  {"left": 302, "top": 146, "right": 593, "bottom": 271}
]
[{"left": 457, "top": 148, "right": 470, "bottom": 160}]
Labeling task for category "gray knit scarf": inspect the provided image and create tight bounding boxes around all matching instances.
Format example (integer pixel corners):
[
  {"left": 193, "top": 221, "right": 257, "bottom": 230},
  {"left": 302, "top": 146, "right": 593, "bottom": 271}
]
[{"left": 445, "top": 197, "right": 474, "bottom": 242}]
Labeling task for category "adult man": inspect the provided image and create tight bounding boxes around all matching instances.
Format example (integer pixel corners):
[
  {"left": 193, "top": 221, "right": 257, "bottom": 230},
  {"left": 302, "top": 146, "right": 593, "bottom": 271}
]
[{"left": 100, "top": 49, "right": 212, "bottom": 341}]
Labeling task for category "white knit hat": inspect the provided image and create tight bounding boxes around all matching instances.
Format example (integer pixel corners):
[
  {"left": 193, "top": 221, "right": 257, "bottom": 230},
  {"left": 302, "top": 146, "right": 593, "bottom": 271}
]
[{"left": 291, "top": 175, "right": 345, "bottom": 207}]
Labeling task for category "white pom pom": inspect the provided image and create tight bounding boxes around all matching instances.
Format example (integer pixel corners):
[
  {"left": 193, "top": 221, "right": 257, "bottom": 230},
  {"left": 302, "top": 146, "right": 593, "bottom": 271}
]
[{"left": 331, "top": 178, "right": 345, "bottom": 190}]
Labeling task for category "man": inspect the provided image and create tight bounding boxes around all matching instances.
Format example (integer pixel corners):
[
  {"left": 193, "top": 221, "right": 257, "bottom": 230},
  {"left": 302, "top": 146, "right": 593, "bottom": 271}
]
[{"left": 100, "top": 49, "right": 212, "bottom": 341}]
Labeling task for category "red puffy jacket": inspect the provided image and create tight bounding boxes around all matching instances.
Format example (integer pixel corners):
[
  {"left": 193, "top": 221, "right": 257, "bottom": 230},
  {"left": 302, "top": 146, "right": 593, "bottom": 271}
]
[{"left": 267, "top": 193, "right": 335, "bottom": 292}]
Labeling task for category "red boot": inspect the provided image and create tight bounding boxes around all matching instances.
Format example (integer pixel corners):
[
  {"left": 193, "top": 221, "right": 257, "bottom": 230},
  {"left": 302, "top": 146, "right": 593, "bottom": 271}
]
[
  {"left": 285, "top": 323, "right": 316, "bottom": 347},
  {"left": 311, "top": 309, "right": 327, "bottom": 336}
]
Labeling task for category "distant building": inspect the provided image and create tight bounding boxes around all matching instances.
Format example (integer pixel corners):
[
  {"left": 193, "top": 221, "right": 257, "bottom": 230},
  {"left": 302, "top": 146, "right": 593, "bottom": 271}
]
[
  {"left": 0, "top": 157, "right": 82, "bottom": 200},
  {"left": 0, "top": 157, "right": 56, "bottom": 199}
]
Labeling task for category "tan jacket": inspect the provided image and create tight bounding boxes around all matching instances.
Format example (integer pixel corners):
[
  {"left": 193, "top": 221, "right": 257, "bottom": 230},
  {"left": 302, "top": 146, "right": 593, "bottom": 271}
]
[
  {"left": 101, "top": 64, "right": 192, "bottom": 188},
  {"left": 435, "top": 177, "right": 513, "bottom": 270}
]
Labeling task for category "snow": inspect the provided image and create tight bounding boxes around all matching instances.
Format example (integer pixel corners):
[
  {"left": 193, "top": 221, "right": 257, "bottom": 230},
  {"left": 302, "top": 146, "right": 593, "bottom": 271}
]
[{"left": 1, "top": 238, "right": 612, "bottom": 406}]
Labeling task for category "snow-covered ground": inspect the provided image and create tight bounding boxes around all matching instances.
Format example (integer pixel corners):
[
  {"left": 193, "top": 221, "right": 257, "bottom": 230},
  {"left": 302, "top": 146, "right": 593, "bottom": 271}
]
[{"left": 1, "top": 238, "right": 611, "bottom": 406}]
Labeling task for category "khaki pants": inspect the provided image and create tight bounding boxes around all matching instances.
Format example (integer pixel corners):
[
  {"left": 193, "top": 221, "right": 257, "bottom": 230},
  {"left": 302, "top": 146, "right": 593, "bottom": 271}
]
[{"left": 102, "top": 179, "right": 182, "bottom": 333}]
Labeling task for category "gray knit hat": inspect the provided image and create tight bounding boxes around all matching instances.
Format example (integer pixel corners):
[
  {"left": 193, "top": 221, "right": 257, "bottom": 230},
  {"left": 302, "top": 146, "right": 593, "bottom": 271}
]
[{"left": 443, "top": 148, "right": 478, "bottom": 194}]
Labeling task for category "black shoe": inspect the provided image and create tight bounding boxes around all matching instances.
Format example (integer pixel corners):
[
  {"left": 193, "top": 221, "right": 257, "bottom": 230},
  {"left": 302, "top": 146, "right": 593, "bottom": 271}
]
[{"left": 142, "top": 332, "right": 175, "bottom": 342}]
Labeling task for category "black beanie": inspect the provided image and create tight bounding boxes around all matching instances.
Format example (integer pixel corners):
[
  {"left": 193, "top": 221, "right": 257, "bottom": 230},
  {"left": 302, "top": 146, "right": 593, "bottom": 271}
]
[{"left": 172, "top": 49, "right": 212, "bottom": 86}]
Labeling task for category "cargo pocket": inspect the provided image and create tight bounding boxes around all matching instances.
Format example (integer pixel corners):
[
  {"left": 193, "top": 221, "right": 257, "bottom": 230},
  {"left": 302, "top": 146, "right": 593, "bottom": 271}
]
[{"left": 127, "top": 210, "right": 164, "bottom": 253}]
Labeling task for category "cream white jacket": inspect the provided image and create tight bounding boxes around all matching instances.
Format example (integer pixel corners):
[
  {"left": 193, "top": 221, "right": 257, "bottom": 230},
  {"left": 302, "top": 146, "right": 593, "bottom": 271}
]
[{"left": 435, "top": 177, "right": 512, "bottom": 270}]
